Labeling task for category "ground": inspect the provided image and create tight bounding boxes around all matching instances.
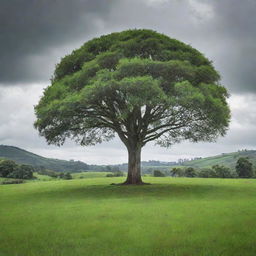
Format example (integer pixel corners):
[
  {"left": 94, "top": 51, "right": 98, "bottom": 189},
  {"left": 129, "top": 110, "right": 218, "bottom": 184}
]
[{"left": 0, "top": 177, "right": 256, "bottom": 256}]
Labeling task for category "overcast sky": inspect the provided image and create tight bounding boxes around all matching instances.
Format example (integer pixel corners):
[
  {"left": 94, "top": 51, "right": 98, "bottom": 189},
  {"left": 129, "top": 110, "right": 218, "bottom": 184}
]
[{"left": 1, "top": 0, "right": 256, "bottom": 164}]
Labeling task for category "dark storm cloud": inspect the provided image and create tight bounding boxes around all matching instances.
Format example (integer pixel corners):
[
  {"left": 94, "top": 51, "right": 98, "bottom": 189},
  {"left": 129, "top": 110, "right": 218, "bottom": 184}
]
[
  {"left": 1, "top": 0, "right": 256, "bottom": 94},
  {"left": 0, "top": 0, "right": 116, "bottom": 84},
  {"left": 204, "top": 0, "right": 256, "bottom": 94}
]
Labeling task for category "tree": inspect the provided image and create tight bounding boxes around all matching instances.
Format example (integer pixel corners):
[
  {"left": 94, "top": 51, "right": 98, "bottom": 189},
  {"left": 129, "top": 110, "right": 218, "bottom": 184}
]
[
  {"left": 0, "top": 160, "right": 34, "bottom": 179},
  {"left": 236, "top": 157, "right": 253, "bottom": 178},
  {"left": 8, "top": 164, "right": 34, "bottom": 179},
  {"left": 212, "top": 165, "right": 234, "bottom": 178},
  {"left": 170, "top": 167, "right": 184, "bottom": 177},
  {"left": 0, "top": 159, "right": 18, "bottom": 177},
  {"left": 34, "top": 29, "right": 230, "bottom": 185},
  {"left": 184, "top": 167, "right": 196, "bottom": 177},
  {"left": 63, "top": 172, "right": 72, "bottom": 180}
]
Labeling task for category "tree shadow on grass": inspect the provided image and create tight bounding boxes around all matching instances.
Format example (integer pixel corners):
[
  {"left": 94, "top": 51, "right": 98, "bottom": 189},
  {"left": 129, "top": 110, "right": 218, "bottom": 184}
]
[{"left": 14, "top": 181, "right": 255, "bottom": 204}]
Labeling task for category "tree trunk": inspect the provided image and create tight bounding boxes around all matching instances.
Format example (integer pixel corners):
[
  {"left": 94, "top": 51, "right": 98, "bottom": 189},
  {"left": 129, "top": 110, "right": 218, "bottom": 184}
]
[{"left": 123, "top": 146, "right": 144, "bottom": 185}]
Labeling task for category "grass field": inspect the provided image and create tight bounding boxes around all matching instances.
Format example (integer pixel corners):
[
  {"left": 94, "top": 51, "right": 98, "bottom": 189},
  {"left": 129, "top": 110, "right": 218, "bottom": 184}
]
[
  {"left": 71, "top": 171, "right": 112, "bottom": 179},
  {"left": 25, "top": 171, "right": 112, "bottom": 182},
  {"left": 1, "top": 177, "right": 256, "bottom": 256}
]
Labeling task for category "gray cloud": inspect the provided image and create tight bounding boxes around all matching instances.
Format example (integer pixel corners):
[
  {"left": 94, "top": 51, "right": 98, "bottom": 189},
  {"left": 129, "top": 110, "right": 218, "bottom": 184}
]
[
  {"left": 202, "top": 0, "right": 256, "bottom": 94},
  {"left": 0, "top": 0, "right": 116, "bottom": 84},
  {"left": 1, "top": 0, "right": 256, "bottom": 94}
]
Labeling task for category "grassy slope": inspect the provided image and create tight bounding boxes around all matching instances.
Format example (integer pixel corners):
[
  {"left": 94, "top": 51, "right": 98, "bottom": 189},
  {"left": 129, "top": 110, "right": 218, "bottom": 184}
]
[
  {"left": 0, "top": 172, "right": 112, "bottom": 184},
  {"left": 71, "top": 171, "right": 112, "bottom": 179},
  {"left": 33, "top": 171, "right": 112, "bottom": 181},
  {"left": 183, "top": 150, "right": 256, "bottom": 169},
  {"left": 1, "top": 177, "right": 256, "bottom": 256},
  {"left": 0, "top": 145, "right": 89, "bottom": 172}
]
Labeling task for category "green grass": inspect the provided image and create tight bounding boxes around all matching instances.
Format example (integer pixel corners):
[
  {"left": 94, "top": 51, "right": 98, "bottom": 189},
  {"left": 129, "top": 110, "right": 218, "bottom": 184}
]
[
  {"left": 32, "top": 172, "right": 57, "bottom": 181},
  {"left": 71, "top": 171, "right": 112, "bottom": 179},
  {"left": 1, "top": 177, "right": 256, "bottom": 256}
]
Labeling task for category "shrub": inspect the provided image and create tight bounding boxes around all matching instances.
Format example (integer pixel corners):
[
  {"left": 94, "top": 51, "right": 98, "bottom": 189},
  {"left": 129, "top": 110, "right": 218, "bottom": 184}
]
[
  {"left": 1, "top": 179, "right": 24, "bottom": 185},
  {"left": 153, "top": 170, "right": 165, "bottom": 177},
  {"left": 212, "top": 165, "right": 235, "bottom": 178},
  {"left": 170, "top": 168, "right": 185, "bottom": 177},
  {"left": 58, "top": 172, "right": 65, "bottom": 178},
  {"left": 63, "top": 172, "right": 72, "bottom": 180},
  {"left": 197, "top": 168, "right": 216, "bottom": 178},
  {"left": 184, "top": 167, "right": 196, "bottom": 177},
  {"left": 106, "top": 171, "right": 124, "bottom": 177},
  {"left": 38, "top": 169, "right": 59, "bottom": 178}
]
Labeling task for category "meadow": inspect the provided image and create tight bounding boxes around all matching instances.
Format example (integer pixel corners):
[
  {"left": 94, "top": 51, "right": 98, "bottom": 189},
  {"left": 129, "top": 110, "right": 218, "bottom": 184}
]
[{"left": 0, "top": 177, "right": 256, "bottom": 256}]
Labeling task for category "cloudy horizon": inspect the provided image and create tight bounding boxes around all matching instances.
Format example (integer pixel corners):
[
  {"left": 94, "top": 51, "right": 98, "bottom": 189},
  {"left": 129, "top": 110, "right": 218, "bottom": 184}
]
[{"left": 1, "top": 0, "right": 256, "bottom": 165}]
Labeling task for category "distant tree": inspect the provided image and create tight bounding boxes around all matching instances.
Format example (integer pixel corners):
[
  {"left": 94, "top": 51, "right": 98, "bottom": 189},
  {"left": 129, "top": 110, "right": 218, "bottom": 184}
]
[
  {"left": 63, "top": 172, "right": 72, "bottom": 180},
  {"left": 106, "top": 166, "right": 112, "bottom": 172},
  {"left": 197, "top": 168, "right": 216, "bottom": 178},
  {"left": 34, "top": 29, "right": 230, "bottom": 184},
  {"left": 170, "top": 167, "right": 185, "bottom": 177},
  {"left": 212, "top": 165, "right": 234, "bottom": 178},
  {"left": 236, "top": 157, "right": 253, "bottom": 178},
  {"left": 153, "top": 170, "right": 165, "bottom": 177},
  {"left": 8, "top": 165, "right": 34, "bottom": 179},
  {"left": 184, "top": 167, "right": 196, "bottom": 177},
  {"left": 111, "top": 166, "right": 120, "bottom": 172},
  {"left": 0, "top": 160, "right": 34, "bottom": 179},
  {"left": 58, "top": 172, "right": 65, "bottom": 178},
  {"left": 38, "top": 169, "right": 59, "bottom": 178},
  {"left": 0, "top": 160, "right": 18, "bottom": 177},
  {"left": 20, "top": 165, "right": 34, "bottom": 179}
]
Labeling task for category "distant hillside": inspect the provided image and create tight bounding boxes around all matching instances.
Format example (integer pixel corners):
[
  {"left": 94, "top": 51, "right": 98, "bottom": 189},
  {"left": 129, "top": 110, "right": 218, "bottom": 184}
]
[
  {"left": 0, "top": 145, "right": 89, "bottom": 172},
  {"left": 1, "top": 145, "right": 256, "bottom": 173},
  {"left": 117, "top": 150, "right": 256, "bottom": 172},
  {"left": 182, "top": 150, "right": 256, "bottom": 169}
]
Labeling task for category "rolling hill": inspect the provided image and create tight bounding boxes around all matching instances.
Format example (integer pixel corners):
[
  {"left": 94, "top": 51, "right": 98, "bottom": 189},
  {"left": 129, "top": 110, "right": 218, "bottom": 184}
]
[
  {"left": 0, "top": 145, "right": 89, "bottom": 172},
  {"left": 182, "top": 150, "right": 256, "bottom": 169},
  {"left": 1, "top": 145, "right": 256, "bottom": 173}
]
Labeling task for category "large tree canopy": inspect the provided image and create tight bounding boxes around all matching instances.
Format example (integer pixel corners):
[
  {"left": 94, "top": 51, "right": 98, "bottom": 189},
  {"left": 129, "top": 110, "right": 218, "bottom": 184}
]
[{"left": 34, "top": 29, "right": 230, "bottom": 184}]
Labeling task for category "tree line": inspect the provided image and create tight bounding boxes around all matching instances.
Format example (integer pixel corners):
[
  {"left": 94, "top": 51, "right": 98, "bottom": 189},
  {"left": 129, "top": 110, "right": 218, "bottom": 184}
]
[
  {"left": 0, "top": 159, "right": 34, "bottom": 180},
  {"left": 153, "top": 157, "right": 255, "bottom": 178},
  {"left": 0, "top": 159, "right": 73, "bottom": 183}
]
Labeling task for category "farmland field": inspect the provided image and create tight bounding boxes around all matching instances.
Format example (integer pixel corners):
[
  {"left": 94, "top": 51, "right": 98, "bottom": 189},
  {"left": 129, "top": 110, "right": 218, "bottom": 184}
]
[{"left": 0, "top": 177, "right": 256, "bottom": 256}]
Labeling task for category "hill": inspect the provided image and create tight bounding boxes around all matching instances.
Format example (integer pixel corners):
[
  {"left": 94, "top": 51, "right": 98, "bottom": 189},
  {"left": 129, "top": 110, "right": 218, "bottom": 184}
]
[
  {"left": 1, "top": 145, "right": 256, "bottom": 173},
  {"left": 116, "top": 150, "right": 256, "bottom": 172},
  {"left": 0, "top": 145, "right": 89, "bottom": 172},
  {"left": 182, "top": 150, "right": 256, "bottom": 169}
]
